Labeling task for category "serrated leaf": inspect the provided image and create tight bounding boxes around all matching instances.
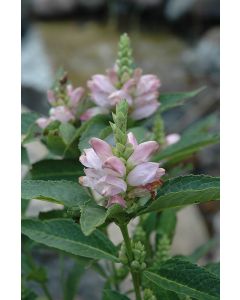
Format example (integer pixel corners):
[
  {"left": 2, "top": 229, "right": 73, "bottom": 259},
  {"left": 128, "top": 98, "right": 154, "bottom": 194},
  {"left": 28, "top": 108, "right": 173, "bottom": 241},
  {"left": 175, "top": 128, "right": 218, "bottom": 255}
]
[
  {"left": 153, "top": 133, "right": 219, "bottom": 163},
  {"left": 103, "top": 290, "right": 130, "bottom": 300},
  {"left": 143, "top": 257, "right": 220, "bottom": 300},
  {"left": 21, "top": 219, "right": 118, "bottom": 261},
  {"left": 140, "top": 175, "right": 220, "bottom": 214},
  {"left": 59, "top": 123, "right": 77, "bottom": 145},
  {"left": 21, "top": 180, "right": 91, "bottom": 208},
  {"left": 159, "top": 87, "right": 205, "bottom": 112},
  {"left": 80, "top": 202, "right": 107, "bottom": 236},
  {"left": 27, "top": 159, "right": 84, "bottom": 181},
  {"left": 205, "top": 263, "right": 220, "bottom": 278}
]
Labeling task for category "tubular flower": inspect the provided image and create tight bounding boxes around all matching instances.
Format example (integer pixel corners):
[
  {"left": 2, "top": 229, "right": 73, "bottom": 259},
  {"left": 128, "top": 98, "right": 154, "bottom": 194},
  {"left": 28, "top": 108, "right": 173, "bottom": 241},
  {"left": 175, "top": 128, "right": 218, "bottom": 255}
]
[
  {"left": 79, "top": 132, "right": 165, "bottom": 208},
  {"left": 36, "top": 81, "right": 85, "bottom": 129},
  {"left": 83, "top": 68, "right": 161, "bottom": 121}
]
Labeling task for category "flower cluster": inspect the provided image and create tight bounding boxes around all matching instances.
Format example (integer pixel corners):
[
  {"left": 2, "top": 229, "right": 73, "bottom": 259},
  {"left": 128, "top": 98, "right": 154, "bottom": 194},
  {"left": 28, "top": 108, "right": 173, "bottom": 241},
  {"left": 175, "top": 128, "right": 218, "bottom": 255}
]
[
  {"left": 36, "top": 73, "right": 84, "bottom": 129},
  {"left": 79, "top": 101, "right": 165, "bottom": 208},
  {"left": 82, "top": 68, "right": 161, "bottom": 121},
  {"left": 82, "top": 34, "right": 161, "bottom": 121}
]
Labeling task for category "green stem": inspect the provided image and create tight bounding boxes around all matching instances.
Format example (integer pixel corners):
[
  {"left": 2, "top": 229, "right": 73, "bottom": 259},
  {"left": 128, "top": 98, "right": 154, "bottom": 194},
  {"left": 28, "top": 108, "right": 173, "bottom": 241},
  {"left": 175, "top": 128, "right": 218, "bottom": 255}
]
[
  {"left": 40, "top": 282, "right": 53, "bottom": 300},
  {"left": 119, "top": 223, "right": 142, "bottom": 300}
]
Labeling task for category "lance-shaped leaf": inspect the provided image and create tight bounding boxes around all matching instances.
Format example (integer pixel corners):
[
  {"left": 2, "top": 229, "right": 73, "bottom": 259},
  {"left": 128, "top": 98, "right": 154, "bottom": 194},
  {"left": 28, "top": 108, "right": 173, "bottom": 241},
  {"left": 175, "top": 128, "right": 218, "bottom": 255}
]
[
  {"left": 27, "top": 159, "right": 84, "bottom": 181},
  {"left": 22, "top": 219, "right": 119, "bottom": 262},
  {"left": 141, "top": 175, "right": 220, "bottom": 214},
  {"left": 153, "top": 133, "right": 219, "bottom": 163},
  {"left": 103, "top": 290, "right": 130, "bottom": 300},
  {"left": 21, "top": 180, "right": 91, "bottom": 207},
  {"left": 159, "top": 87, "right": 205, "bottom": 112},
  {"left": 143, "top": 257, "right": 220, "bottom": 300}
]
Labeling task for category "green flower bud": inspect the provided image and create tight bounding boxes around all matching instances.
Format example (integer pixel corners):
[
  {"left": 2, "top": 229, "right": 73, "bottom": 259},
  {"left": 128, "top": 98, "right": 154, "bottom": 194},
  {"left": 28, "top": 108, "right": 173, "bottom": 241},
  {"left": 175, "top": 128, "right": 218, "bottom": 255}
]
[
  {"left": 153, "top": 234, "right": 170, "bottom": 267},
  {"left": 153, "top": 114, "right": 165, "bottom": 146},
  {"left": 143, "top": 289, "right": 157, "bottom": 300},
  {"left": 117, "top": 33, "right": 134, "bottom": 85},
  {"left": 131, "top": 260, "right": 140, "bottom": 270}
]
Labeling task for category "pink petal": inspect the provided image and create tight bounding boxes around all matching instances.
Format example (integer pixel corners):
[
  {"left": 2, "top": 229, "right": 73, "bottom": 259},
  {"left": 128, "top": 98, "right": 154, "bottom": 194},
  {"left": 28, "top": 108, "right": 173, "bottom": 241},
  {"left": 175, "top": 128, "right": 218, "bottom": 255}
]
[
  {"left": 107, "top": 195, "right": 126, "bottom": 208},
  {"left": 127, "top": 132, "right": 138, "bottom": 147},
  {"left": 106, "top": 68, "right": 118, "bottom": 85},
  {"left": 47, "top": 90, "right": 56, "bottom": 105},
  {"left": 88, "top": 75, "right": 115, "bottom": 94},
  {"left": 36, "top": 117, "right": 51, "bottom": 129},
  {"left": 103, "top": 156, "right": 126, "bottom": 177},
  {"left": 127, "top": 162, "right": 160, "bottom": 186},
  {"left": 108, "top": 90, "right": 133, "bottom": 106},
  {"left": 50, "top": 106, "right": 75, "bottom": 123},
  {"left": 136, "top": 75, "right": 161, "bottom": 96},
  {"left": 128, "top": 141, "right": 159, "bottom": 165},
  {"left": 89, "top": 138, "right": 113, "bottom": 161},
  {"left": 130, "top": 101, "right": 160, "bottom": 120},
  {"left": 80, "top": 107, "right": 109, "bottom": 121},
  {"left": 79, "top": 148, "right": 102, "bottom": 169},
  {"left": 165, "top": 133, "right": 181, "bottom": 146},
  {"left": 95, "top": 175, "right": 127, "bottom": 196},
  {"left": 69, "top": 87, "right": 84, "bottom": 107},
  {"left": 90, "top": 90, "right": 111, "bottom": 107}
]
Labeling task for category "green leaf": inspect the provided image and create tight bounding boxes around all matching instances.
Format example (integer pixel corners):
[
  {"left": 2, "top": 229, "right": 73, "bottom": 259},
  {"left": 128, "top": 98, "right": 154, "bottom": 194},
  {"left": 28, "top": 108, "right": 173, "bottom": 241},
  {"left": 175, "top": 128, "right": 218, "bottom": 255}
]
[
  {"left": 141, "top": 175, "right": 220, "bottom": 214},
  {"left": 80, "top": 202, "right": 107, "bottom": 236},
  {"left": 159, "top": 87, "right": 205, "bottom": 112},
  {"left": 21, "top": 112, "right": 41, "bottom": 144},
  {"left": 21, "top": 198, "right": 30, "bottom": 216},
  {"left": 59, "top": 123, "right": 77, "bottom": 145},
  {"left": 27, "top": 159, "right": 84, "bottom": 181},
  {"left": 103, "top": 290, "right": 130, "bottom": 300},
  {"left": 21, "top": 180, "right": 91, "bottom": 208},
  {"left": 143, "top": 257, "right": 220, "bottom": 300},
  {"left": 183, "top": 114, "right": 218, "bottom": 137},
  {"left": 156, "top": 209, "right": 177, "bottom": 242},
  {"left": 78, "top": 115, "right": 110, "bottom": 152},
  {"left": 21, "top": 146, "right": 30, "bottom": 165},
  {"left": 21, "top": 112, "right": 40, "bottom": 135},
  {"left": 63, "top": 262, "right": 85, "bottom": 300},
  {"left": 205, "top": 263, "right": 220, "bottom": 278},
  {"left": 188, "top": 238, "right": 218, "bottom": 263},
  {"left": 153, "top": 133, "right": 219, "bottom": 163},
  {"left": 21, "top": 219, "right": 118, "bottom": 261}
]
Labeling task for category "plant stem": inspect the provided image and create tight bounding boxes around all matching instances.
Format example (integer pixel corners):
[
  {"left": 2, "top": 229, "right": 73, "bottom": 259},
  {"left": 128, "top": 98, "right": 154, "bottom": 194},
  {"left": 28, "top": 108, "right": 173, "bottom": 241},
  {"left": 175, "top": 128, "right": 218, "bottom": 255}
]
[
  {"left": 40, "top": 282, "right": 53, "bottom": 300},
  {"left": 119, "top": 223, "right": 142, "bottom": 300}
]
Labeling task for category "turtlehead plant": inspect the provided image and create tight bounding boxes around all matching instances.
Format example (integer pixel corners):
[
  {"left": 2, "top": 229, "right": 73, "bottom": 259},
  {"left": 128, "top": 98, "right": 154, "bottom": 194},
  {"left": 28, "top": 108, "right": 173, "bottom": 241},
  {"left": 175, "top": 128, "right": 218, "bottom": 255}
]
[{"left": 21, "top": 34, "right": 220, "bottom": 300}]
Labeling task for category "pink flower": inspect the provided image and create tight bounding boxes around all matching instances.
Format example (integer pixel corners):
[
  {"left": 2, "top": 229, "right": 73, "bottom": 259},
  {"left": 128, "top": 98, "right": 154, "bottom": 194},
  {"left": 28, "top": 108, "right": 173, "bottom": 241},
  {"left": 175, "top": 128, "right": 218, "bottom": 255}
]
[
  {"left": 67, "top": 84, "right": 84, "bottom": 108},
  {"left": 49, "top": 106, "right": 75, "bottom": 123},
  {"left": 36, "top": 117, "right": 52, "bottom": 129},
  {"left": 79, "top": 132, "right": 165, "bottom": 207},
  {"left": 85, "top": 68, "right": 161, "bottom": 121},
  {"left": 107, "top": 195, "right": 126, "bottom": 208},
  {"left": 165, "top": 133, "right": 181, "bottom": 146},
  {"left": 36, "top": 84, "right": 85, "bottom": 129}
]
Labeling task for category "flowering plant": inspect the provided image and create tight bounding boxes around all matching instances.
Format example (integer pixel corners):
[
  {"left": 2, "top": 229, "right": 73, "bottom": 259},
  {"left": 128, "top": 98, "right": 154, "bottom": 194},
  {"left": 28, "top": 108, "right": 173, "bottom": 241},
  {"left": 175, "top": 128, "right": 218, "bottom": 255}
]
[{"left": 21, "top": 34, "right": 220, "bottom": 300}]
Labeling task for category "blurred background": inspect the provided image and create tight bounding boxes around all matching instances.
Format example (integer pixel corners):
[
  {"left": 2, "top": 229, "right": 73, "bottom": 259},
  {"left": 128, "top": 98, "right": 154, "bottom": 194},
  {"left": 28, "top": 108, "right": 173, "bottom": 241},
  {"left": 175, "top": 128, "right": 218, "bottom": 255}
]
[{"left": 21, "top": 1, "right": 219, "bottom": 299}]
